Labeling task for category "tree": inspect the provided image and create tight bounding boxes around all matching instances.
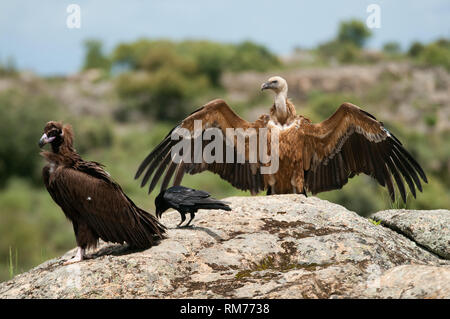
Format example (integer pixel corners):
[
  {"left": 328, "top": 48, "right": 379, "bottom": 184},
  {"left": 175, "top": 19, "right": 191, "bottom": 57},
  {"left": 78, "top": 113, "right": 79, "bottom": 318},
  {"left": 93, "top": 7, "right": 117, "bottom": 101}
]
[
  {"left": 408, "top": 41, "right": 424, "bottom": 57},
  {"left": 383, "top": 42, "right": 401, "bottom": 55},
  {"left": 229, "top": 41, "right": 281, "bottom": 72},
  {"left": 82, "top": 39, "right": 111, "bottom": 72},
  {"left": 337, "top": 20, "right": 372, "bottom": 48}
]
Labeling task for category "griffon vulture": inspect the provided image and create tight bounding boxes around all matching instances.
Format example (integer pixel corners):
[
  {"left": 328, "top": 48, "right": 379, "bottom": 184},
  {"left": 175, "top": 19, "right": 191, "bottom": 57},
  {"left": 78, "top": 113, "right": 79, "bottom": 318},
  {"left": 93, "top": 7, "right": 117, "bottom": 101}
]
[
  {"left": 136, "top": 76, "right": 427, "bottom": 203},
  {"left": 40, "top": 121, "right": 165, "bottom": 264},
  {"left": 155, "top": 185, "right": 232, "bottom": 227}
]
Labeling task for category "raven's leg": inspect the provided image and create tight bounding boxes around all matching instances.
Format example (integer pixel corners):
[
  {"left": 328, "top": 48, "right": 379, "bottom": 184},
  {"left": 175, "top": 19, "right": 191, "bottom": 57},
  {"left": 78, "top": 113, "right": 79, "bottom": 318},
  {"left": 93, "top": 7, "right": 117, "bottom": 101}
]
[
  {"left": 183, "top": 212, "right": 196, "bottom": 227},
  {"left": 176, "top": 212, "right": 187, "bottom": 228},
  {"left": 266, "top": 186, "right": 272, "bottom": 195}
]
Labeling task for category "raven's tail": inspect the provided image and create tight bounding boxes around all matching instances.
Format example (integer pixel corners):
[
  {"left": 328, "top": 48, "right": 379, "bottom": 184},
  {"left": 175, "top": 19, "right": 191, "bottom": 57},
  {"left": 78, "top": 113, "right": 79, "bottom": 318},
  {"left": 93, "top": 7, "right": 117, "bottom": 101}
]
[{"left": 196, "top": 198, "right": 232, "bottom": 211}]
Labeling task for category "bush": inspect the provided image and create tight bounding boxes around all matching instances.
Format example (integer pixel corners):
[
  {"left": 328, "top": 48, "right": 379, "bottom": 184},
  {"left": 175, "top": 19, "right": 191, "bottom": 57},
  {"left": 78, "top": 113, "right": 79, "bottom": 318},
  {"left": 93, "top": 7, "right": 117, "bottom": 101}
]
[
  {"left": 229, "top": 41, "right": 281, "bottom": 72},
  {"left": 115, "top": 69, "right": 209, "bottom": 122},
  {"left": 408, "top": 42, "right": 424, "bottom": 57},
  {"left": 177, "top": 41, "right": 235, "bottom": 87},
  {"left": 418, "top": 42, "right": 450, "bottom": 70},
  {"left": 68, "top": 117, "right": 114, "bottom": 154},
  {"left": 0, "top": 178, "right": 74, "bottom": 282},
  {"left": 317, "top": 40, "right": 363, "bottom": 64},
  {"left": 317, "top": 19, "right": 373, "bottom": 64},
  {"left": 306, "top": 91, "right": 360, "bottom": 122},
  {"left": 407, "top": 39, "right": 450, "bottom": 70},
  {"left": 112, "top": 39, "right": 279, "bottom": 81},
  {"left": 111, "top": 39, "right": 280, "bottom": 122},
  {"left": 141, "top": 44, "right": 198, "bottom": 76},
  {"left": 112, "top": 39, "right": 159, "bottom": 70},
  {"left": 337, "top": 19, "right": 372, "bottom": 48},
  {"left": 383, "top": 42, "right": 401, "bottom": 55},
  {"left": 0, "top": 90, "right": 61, "bottom": 187},
  {"left": 82, "top": 39, "right": 111, "bottom": 73},
  {"left": 0, "top": 57, "right": 18, "bottom": 76}
]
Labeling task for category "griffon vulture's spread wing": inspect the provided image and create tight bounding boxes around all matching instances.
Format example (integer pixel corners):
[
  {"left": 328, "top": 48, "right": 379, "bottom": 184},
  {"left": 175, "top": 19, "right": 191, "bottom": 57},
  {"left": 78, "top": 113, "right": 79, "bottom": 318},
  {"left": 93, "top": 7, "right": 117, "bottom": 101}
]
[
  {"left": 46, "top": 164, "right": 165, "bottom": 247},
  {"left": 136, "top": 99, "right": 268, "bottom": 194},
  {"left": 301, "top": 102, "right": 427, "bottom": 202}
]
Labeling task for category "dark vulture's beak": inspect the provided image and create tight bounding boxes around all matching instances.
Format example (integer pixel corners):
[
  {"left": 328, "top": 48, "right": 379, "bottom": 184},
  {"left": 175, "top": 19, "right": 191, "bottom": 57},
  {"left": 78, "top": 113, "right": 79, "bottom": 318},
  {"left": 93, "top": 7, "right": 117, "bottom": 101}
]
[
  {"left": 39, "top": 133, "right": 55, "bottom": 148},
  {"left": 261, "top": 82, "right": 272, "bottom": 91}
]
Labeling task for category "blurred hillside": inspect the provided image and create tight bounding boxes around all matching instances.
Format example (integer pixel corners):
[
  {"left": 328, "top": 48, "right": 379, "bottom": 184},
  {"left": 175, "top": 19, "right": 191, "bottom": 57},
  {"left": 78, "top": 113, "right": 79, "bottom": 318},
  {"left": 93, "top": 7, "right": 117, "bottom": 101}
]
[{"left": 0, "top": 20, "right": 449, "bottom": 282}]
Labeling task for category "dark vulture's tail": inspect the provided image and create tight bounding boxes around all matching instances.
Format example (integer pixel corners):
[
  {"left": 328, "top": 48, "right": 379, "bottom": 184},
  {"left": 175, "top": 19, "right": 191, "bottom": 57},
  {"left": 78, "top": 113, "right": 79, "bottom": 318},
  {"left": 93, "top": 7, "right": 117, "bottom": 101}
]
[{"left": 125, "top": 196, "right": 166, "bottom": 248}]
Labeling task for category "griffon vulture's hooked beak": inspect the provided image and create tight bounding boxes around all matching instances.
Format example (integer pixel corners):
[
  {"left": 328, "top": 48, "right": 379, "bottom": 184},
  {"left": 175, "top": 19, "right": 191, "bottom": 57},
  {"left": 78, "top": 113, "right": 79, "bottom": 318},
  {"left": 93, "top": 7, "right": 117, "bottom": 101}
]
[
  {"left": 261, "top": 81, "right": 271, "bottom": 91},
  {"left": 261, "top": 80, "right": 279, "bottom": 91}
]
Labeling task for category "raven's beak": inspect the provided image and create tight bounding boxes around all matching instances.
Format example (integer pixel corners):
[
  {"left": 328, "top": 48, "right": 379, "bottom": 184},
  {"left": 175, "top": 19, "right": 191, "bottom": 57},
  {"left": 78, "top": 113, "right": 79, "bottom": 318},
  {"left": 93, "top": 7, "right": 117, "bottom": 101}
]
[
  {"left": 261, "top": 82, "right": 271, "bottom": 91},
  {"left": 39, "top": 133, "right": 55, "bottom": 148}
]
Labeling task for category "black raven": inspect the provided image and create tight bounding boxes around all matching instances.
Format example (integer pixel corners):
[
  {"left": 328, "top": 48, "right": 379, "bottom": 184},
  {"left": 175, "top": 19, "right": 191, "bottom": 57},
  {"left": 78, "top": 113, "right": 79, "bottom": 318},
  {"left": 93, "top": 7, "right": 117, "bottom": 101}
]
[{"left": 155, "top": 186, "right": 232, "bottom": 227}]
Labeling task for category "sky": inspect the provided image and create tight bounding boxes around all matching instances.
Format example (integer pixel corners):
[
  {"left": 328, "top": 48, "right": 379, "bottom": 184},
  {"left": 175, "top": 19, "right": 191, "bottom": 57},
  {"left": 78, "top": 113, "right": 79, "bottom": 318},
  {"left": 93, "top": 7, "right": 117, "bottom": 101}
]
[{"left": 0, "top": 0, "right": 449, "bottom": 75}]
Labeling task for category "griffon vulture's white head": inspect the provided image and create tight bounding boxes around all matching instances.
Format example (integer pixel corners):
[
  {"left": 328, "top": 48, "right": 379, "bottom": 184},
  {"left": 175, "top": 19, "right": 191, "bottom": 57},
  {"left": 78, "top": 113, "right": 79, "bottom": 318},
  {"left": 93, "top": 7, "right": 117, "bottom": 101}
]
[{"left": 261, "top": 76, "right": 288, "bottom": 94}]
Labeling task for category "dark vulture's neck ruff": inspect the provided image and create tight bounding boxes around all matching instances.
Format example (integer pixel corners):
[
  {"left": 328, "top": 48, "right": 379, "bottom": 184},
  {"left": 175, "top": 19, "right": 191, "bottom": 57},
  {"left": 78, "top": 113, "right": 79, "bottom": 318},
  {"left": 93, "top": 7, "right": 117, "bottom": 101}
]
[{"left": 42, "top": 128, "right": 81, "bottom": 167}]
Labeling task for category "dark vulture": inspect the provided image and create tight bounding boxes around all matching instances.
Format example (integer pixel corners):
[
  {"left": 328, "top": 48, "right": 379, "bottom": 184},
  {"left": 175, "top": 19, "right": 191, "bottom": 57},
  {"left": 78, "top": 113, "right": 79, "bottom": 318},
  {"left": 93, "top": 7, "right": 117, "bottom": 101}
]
[
  {"left": 136, "top": 76, "right": 427, "bottom": 203},
  {"left": 155, "top": 185, "right": 232, "bottom": 227},
  {"left": 39, "top": 121, "right": 165, "bottom": 264}
]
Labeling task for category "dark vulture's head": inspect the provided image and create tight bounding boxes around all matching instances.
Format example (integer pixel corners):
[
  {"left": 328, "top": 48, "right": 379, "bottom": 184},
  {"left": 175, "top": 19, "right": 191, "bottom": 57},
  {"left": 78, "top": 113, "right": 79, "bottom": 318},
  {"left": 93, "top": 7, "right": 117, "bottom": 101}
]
[
  {"left": 261, "top": 76, "right": 288, "bottom": 94},
  {"left": 39, "top": 121, "right": 73, "bottom": 150}
]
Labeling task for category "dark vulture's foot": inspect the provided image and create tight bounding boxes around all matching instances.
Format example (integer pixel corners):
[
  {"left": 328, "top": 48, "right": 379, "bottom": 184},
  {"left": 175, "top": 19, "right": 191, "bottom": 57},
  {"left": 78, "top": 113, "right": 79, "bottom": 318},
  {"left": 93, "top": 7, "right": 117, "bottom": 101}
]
[{"left": 63, "top": 247, "right": 85, "bottom": 265}]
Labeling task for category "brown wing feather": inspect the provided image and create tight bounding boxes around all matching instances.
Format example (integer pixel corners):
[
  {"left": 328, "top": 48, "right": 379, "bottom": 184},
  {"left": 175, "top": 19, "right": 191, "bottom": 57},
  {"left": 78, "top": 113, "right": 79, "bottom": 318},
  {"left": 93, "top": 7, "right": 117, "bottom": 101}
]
[
  {"left": 302, "top": 102, "right": 427, "bottom": 202},
  {"left": 46, "top": 165, "right": 165, "bottom": 248},
  {"left": 136, "top": 99, "right": 268, "bottom": 194}
]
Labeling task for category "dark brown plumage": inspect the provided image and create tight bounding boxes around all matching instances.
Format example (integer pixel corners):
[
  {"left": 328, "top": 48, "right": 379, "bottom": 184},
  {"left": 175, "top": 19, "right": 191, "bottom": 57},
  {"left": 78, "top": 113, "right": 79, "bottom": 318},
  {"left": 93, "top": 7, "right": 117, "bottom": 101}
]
[
  {"left": 40, "top": 121, "right": 165, "bottom": 264},
  {"left": 136, "top": 76, "right": 427, "bottom": 203}
]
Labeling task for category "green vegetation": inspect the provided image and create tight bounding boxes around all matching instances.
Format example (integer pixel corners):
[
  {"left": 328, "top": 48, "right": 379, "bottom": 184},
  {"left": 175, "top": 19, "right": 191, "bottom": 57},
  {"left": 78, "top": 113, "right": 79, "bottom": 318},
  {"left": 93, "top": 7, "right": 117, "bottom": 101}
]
[
  {"left": 82, "top": 39, "right": 111, "bottom": 74},
  {"left": 0, "top": 89, "right": 61, "bottom": 187},
  {"left": 416, "top": 39, "right": 450, "bottom": 70},
  {"left": 383, "top": 42, "right": 402, "bottom": 55},
  {"left": 0, "top": 19, "right": 449, "bottom": 282},
  {"left": 368, "top": 219, "right": 382, "bottom": 226},
  {"left": 0, "top": 56, "right": 18, "bottom": 76},
  {"left": 317, "top": 19, "right": 373, "bottom": 64},
  {"left": 111, "top": 39, "right": 280, "bottom": 122},
  {"left": 408, "top": 42, "right": 425, "bottom": 57},
  {"left": 337, "top": 20, "right": 372, "bottom": 48},
  {"left": 314, "top": 21, "right": 450, "bottom": 69},
  {"left": 406, "top": 39, "right": 450, "bottom": 70}
]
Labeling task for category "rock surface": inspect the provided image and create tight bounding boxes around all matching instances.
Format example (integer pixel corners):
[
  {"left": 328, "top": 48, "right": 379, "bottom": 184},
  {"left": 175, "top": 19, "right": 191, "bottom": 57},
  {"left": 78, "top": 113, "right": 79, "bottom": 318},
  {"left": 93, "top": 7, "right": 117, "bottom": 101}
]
[
  {"left": 372, "top": 209, "right": 450, "bottom": 259},
  {"left": 0, "top": 195, "right": 449, "bottom": 299}
]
